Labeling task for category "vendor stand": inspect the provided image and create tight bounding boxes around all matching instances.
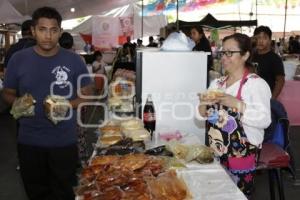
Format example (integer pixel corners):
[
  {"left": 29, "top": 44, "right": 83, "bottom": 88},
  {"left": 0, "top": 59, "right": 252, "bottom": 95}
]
[{"left": 75, "top": 50, "right": 247, "bottom": 199}]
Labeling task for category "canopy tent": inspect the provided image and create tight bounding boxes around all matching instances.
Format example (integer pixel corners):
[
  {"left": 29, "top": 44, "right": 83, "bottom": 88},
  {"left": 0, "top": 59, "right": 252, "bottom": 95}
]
[
  {"left": 69, "top": 4, "right": 167, "bottom": 50},
  {"left": 178, "top": 13, "right": 257, "bottom": 29},
  {"left": 71, "top": 15, "right": 168, "bottom": 39},
  {"left": 8, "top": 0, "right": 139, "bottom": 20},
  {"left": 0, "top": 0, "right": 28, "bottom": 24}
]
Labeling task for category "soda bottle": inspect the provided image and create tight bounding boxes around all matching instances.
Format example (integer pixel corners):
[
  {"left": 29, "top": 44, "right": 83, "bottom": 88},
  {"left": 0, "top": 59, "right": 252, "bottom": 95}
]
[{"left": 143, "top": 94, "right": 156, "bottom": 140}]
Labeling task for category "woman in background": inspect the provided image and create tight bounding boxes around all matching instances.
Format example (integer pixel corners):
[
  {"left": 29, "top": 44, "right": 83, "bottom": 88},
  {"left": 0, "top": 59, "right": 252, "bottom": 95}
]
[
  {"left": 191, "top": 26, "right": 213, "bottom": 66},
  {"left": 191, "top": 26, "right": 213, "bottom": 86},
  {"left": 92, "top": 51, "right": 107, "bottom": 75}
]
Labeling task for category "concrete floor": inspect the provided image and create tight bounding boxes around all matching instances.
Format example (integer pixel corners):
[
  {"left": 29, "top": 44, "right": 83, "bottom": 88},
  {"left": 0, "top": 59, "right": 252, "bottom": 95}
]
[{"left": 0, "top": 112, "right": 300, "bottom": 200}]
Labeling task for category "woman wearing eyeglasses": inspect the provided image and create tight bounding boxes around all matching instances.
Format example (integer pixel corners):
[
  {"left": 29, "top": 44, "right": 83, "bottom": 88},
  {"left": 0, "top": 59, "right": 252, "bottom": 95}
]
[{"left": 197, "top": 33, "right": 271, "bottom": 198}]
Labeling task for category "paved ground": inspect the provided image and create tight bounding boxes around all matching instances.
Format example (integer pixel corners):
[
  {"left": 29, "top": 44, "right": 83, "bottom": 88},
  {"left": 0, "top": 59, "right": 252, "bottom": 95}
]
[{"left": 0, "top": 112, "right": 299, "bottom": 200}]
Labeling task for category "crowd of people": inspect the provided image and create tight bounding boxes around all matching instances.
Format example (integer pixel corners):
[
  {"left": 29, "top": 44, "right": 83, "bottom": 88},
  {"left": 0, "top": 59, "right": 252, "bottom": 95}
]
[{"left": 0, "top": 4, "right": 298, "bottom": 200}]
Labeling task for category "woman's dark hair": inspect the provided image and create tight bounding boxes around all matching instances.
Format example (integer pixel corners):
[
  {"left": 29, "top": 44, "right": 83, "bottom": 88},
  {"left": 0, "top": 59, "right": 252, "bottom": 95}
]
[
  {"left": 93, "top": 51, "right": 102, "bottom": 60},
  {"left": 59, "top": 32, "right": 74, "bottom": 49},
  {"left": 191, "top": 25, "right": 204, "bottom": 35},
  {"left": 223, "top": 33, "right": 254, "bottom": 72},
  {"left": 32, "top": 7, "right": 62, "bottom": 27},
  {"left": 191, "top": 25, "right": 211, "bottom": 47}
]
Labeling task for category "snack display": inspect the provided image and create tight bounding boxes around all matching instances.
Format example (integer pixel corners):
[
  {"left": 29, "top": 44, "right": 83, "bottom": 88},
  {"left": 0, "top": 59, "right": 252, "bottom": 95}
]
[
  {"left": 44, "top": 95, "right": 70, "bottom": 124},
  {"left": 10, "top": 93, "right": 36, "bottom": 119},
  {"left": 76, "top": 154, "right": 190, "bottom": 200}
]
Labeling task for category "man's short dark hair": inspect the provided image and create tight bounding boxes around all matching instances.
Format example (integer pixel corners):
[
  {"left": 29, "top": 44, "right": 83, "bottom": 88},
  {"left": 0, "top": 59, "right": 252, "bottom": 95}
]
[
  {"left": 32, "top": 7, "right": 62, "bottom": 27},
  {"left": 59, "top": 32, "right": 74, "bottom": 49},
  {"left": 21, "top": 20, "right": 33, "bottom": 36},
  {"left": 254, "top": 26, "right": 272, "bottom": 39}
]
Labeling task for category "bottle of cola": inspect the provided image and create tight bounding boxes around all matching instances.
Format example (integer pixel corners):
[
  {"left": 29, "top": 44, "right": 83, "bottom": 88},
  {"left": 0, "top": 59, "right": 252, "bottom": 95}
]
[{"left": 143, "top": 94, "right": 156, "bottom": 140}]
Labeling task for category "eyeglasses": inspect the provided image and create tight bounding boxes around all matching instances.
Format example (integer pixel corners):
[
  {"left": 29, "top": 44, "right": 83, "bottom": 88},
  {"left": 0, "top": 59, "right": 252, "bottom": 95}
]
[{"left": 218, "top": 51, "right": 242, "bottom": 57}]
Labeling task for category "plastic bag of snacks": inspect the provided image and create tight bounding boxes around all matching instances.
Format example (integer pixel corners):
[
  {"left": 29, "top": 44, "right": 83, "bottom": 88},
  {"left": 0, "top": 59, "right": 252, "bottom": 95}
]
[
  {"left": 10, "top": 93, "right": 36, "bottom": 119},
  {"left": 166, "top": 141, "right": 214, "bottom": 164},
  {"left": 44, "top": 95, "right": 70, "bottom": 124}
]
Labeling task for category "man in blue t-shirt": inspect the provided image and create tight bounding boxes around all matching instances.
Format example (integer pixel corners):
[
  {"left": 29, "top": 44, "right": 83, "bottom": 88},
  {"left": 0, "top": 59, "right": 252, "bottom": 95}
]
[{"left": 3, "top": 7, "right": 92, "bottom": 200}]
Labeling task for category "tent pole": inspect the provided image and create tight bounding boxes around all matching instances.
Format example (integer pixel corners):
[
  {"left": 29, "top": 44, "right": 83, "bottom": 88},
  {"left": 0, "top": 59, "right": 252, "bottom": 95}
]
[
  {"left": 255, "top": 0, "right": 257, "bottom": 22},
  {"left": 176, "top": 0, "right": 179, "bottom": 31},
  {"left": 283, "top": 0, "right": 288, "bottom": 40},
  {"left": 141, "top": 0, "right": 144, "bottom": 39}
]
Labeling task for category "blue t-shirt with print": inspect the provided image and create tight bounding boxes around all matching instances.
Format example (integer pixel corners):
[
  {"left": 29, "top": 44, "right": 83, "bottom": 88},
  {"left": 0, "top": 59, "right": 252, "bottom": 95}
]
[{"left": 4, "top": 47, "right": 91, "bottom": 147}]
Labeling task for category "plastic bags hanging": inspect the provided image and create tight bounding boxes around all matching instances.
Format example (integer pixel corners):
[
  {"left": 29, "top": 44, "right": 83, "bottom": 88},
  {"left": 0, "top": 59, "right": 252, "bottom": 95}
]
[{"left": 161, "top": 31, "right": 195, "bottom": 51}]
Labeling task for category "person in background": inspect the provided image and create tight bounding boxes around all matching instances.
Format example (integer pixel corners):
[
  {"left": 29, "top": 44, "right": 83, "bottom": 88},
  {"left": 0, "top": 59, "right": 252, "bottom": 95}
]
[
  {"left": 137, "top": 39, "right": 144, "bottom": 48},
  {"left": 59, "top": 31, "right": 89, "bottom": 166},
  {"left": 3, "top": 19, "right": 36, "bottom": 170},
  {"left": 92, "top": 51, "right": 107, "bottom": 75},
  {"left": 147, "top": 36, "right": 158, "bottom": 47},
  {"left": 191, "top": 26, "right": 213, "bottom": 68},
  {"left": 59, "top": 32, "right": 74, "bottom": 50},
  {"left": 4, "top": 20, "right": 36, "bottom": 74},
  {"left": 124, "top": 36, "right": 134, "bottom": 49},
  {"left": 271, "top": 40, "right": 281, "bottom": 55},
  {"left": 294, "top": 35, "right": 300, "bottom": 53},
  {"left": 190, "top": 26, "right": 213, "bottom": 86},
  {"left": 252, "top": 26, "right": 285, "bottom": 99},
  {"left": 159, "top": 37, "right": 165, "bottom": 47},
  {"left": 197, "top": 33, "right": 271, "bottom": 198},
  {"left": 83, "top": 41, "right": 94, "bottom": 53},
  {"left": 3, "top": 7, "right": 92, "bottom": 200}
]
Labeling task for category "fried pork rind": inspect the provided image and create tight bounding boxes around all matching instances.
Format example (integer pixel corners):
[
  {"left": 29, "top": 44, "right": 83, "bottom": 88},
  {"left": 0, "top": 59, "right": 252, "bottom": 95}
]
[
  {"left": 146, "top": 170, "right": 191, "bottom": 200},
  {"left": 90, "top": 155, "right": 120, "bottom": 166},
  {"left": 118, "top": 154, "right": 150, "bottom": 171},
  {"left": 10, "top": 93, "right": 36, "bottom": 119},
  {"left": 77, "top": 155, "right": 189, "bottom": 200},
  {"left": 44, "top": 95, "right": 70, "bottom": 124}
]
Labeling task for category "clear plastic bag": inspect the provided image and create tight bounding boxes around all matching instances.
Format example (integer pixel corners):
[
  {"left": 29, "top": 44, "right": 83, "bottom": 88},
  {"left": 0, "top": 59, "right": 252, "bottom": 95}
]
[
  {"left": 10, "top": 93, "right": 36, "bottom": 119},
  {"left": 185, "top": 144, "right": 214, "bottom": 164},
  {"left": 166, "top": 141, "right": 214, "bottom": 164},
  {"left": 44, "top": 95, "right": 70, "bottom": 124},
  {"left": 161, "top": 31, "right": 195, "bottom": 51}
]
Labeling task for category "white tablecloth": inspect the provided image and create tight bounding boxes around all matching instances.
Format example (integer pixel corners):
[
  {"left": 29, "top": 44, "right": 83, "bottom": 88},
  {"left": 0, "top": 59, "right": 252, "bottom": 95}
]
[{"left": 146, "top": 131, "right": 247, "bottom": 200}]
